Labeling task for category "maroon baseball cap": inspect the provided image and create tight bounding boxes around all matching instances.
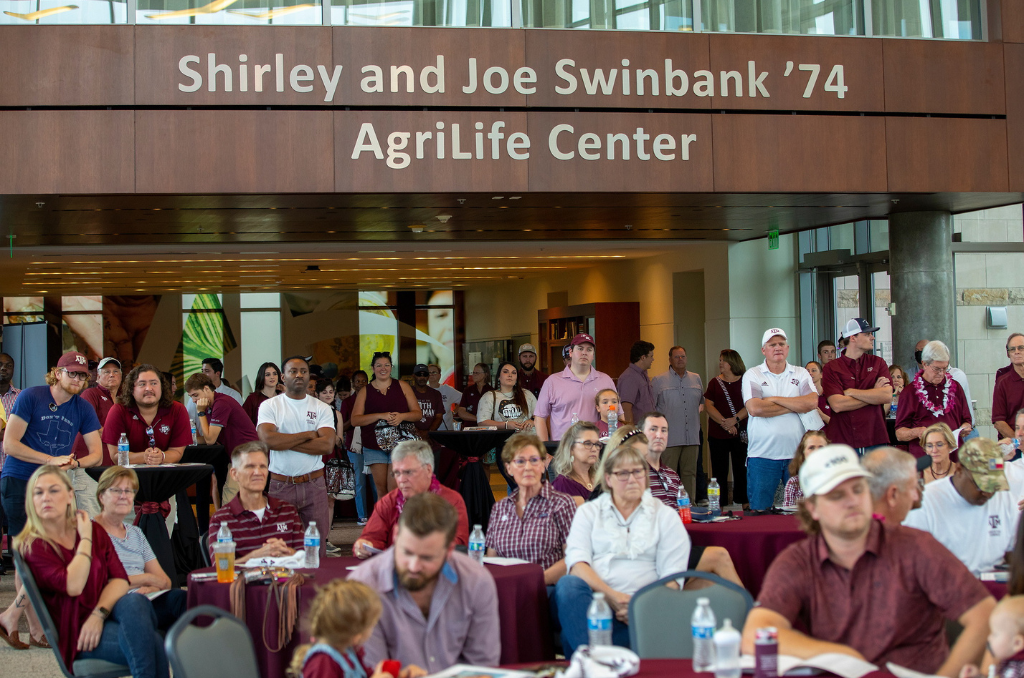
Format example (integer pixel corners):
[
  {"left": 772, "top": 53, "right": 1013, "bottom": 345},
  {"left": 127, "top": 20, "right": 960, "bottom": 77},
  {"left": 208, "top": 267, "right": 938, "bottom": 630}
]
[
  {"left": 570, "top": 333, "right": 596, "bottom": 347},
  {"left": 56, "top": 351, "right": 89, "bottom": 371}
]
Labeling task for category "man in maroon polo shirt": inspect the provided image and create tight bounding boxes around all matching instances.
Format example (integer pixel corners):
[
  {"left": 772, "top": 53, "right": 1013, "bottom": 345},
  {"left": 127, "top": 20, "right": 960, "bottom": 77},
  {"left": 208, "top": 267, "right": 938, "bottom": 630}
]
[
  {"left": 207, "top": 441, "right": 304, "bottom": 564},
  {"left": 742, "top": 444, "right": 993, "bottom": 677},
  {"left": 993, "top": 333, "right": 1024, "bottom": 440},
  {"left": 102, "top": 364, "right": 192, "bottom": 465},
  {"left": 822, "top": 318, "right": 893, "bottom": 455},
  {"left": 70, "top": 357, "right": 122, "bottom": 515}
]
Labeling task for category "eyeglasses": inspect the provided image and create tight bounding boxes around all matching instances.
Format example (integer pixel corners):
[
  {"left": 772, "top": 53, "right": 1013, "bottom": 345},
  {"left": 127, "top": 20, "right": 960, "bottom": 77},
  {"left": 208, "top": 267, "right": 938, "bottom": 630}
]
[
  {"left": 1009, "top": 345, "right": 1024, "bottom": 353},
  {"left": 924, "top": 364, "right": 950, "bottom": 373},
  {"left": 106, "top": 488, "right": 137, "bottom": 497},
  {"left": 146, "top": 426, "right": 156, "bottom": 449},
  {"left": 428, "top": 370, "right": 441, "bottom": 375},
  {"left": 63, "top": 370, "right": 89, "bottom": 381},
  {"left": 392, "top": 466, "right": 424, "bottom": 479},
  {"left": 510, "top": 456, "right": 543, "bottom": 467},
  {"left": 574, "top": 440, "right": 602, "bottom": 450},
  {"left": 609, "top": 468, "right": 646, "bottom": 481}
]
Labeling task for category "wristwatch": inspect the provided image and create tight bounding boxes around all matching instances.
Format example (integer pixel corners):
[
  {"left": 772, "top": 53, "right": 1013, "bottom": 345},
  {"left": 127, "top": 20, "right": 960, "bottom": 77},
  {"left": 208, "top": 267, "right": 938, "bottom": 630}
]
[{"left": 94, "top": 606, "right": 110, "bottom": 620}]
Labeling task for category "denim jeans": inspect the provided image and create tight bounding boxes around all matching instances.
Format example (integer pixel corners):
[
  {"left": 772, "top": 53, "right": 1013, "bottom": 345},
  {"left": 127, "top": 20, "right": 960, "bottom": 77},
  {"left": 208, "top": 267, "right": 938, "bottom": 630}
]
[
  {"left": 0, "top": 476, "right": 28, "bottom": 540},
  {"left": 746, "top": 457, "right": 791, "bottom": 511},
  {"left": 555, "top": 575, "right": 632, "bottom": 656},
  {"left": 79, "top": 591, "right": 169, "bottom": 678},
  {"left": 149, "top": 589, "right": 188, "bottom": 633},
  {"left": 347, "top": 451, "right": 369, "bottom": 522}
]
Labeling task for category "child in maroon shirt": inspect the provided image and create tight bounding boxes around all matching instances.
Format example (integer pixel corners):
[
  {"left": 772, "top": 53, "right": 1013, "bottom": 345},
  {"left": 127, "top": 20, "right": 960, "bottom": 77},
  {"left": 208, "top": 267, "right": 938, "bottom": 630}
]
[{"left": 960, "top": 596, "right": 1024, "bottom": 678}]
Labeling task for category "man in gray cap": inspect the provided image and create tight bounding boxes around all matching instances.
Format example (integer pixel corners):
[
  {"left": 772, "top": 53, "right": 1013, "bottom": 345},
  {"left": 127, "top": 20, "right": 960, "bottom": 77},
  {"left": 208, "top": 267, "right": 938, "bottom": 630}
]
[{"left": 517, "top": 343, "right": 547, "bottom": 398}]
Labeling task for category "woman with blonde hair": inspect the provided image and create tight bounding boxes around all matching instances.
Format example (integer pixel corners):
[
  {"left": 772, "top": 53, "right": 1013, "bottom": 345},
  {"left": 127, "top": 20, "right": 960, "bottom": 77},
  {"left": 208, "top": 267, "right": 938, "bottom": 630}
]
[
  {"left": 920, "top": 422, "right": 958, "bottom": 484},
  {"left": 15, "top": 465, "right": 168, "bottom": 677},
  {"left": 551, "top": 421, "right": 602, "bottom": 505}
]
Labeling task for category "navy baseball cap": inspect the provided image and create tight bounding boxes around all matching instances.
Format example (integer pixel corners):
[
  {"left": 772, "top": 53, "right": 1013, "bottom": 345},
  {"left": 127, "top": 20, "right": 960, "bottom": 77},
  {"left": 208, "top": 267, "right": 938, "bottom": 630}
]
[
  {"left": 842, "top": 318, "right": 880, "bottom": 339},
  {"left": 413, "top": 364, "right": 429, "bottom": 375}
]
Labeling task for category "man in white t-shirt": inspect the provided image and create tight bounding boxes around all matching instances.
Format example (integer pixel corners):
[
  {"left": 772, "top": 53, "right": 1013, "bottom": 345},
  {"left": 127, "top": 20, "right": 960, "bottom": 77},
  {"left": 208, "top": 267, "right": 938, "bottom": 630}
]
[
  {"left": 428, "top": 363, "right": 462, "bottom": 431},
  {"left": 256, "top": 355, "right": 336, "bottom": 558},
  {"left": 1000, "top": 409, "right": 1024, "bottom": 503},
  {"left": 903, "top": 438, "right": 1019, "bottom": 575},
  {"left": 741, "top": 328, "right": 818, "bottom": 511}
]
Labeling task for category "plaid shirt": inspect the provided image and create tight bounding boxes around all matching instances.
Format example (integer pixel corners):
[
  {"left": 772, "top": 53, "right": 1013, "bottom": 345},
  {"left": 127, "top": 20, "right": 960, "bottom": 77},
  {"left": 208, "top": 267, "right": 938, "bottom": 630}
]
[
  {"left": 782, "top": 476, "right": 802, "bottom": 508},
  {"left": 485, "top": 483, "right": 576, "bottom": 570},
  {"left": 0, "top": 386, "right": 21, "bottom": 471},
  {"left": 648, "top": 462, "right": 681, "bottom": 508}
]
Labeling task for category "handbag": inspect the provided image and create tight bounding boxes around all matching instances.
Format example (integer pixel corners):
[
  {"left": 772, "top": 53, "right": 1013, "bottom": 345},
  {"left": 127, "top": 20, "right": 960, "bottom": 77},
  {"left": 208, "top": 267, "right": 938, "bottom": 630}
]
[
  {"left": 374, "top": 420, "right": 418, "bottom": 452},
  {"left": 325, "top": 453, "right": 356, "bottom": 501},
  {"left": 717, "top": 377, "right": 748, "bottom": 444}
]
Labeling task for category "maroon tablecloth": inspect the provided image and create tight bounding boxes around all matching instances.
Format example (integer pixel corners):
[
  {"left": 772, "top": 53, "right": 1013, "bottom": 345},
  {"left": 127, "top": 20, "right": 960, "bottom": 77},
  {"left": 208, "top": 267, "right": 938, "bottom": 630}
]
[
  {"left": 186, "top": 555, "right": 554, "bottom": 678},
  {"left": 685, "top": 514, "right": 806, "bottom": 597},
  {"left": 511, "top": 659, "right": 897, "bottom": 678},
  {"left": 983, "top": 579, "right": 1008, "bottom": 600}
]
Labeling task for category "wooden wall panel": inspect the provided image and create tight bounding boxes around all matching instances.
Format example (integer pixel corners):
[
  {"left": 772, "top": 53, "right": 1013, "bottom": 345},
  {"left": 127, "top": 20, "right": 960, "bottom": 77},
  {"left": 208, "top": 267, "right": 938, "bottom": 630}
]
[
  {"left": 136, "top": 111, "right": 334, "bottom": 193},
  {"left": 1005, "top": 44, "right": 1024, "bottom": 190},
  {"left": 885, "top": 117, "right": 1008, "bottom": 192},
  {"left": 135, "top": 26, "right": 334, "bottom": 105},
  {"left": 0, "top": 27, "right": 133, "bottom": 106},
  {"left": 526, "top": 112, "right": 713, "bottom": 192},
  {"left": 708, "top": 34, "right": 884, "bottom": 111},
  {"left": 335, "top": 111, "right": 529, "bottom": 193},
  {"left": 1002, "top": 0, "right": 1024, "bottom": 43},
  {"left": 712, "top": 115, "right": 886, "bottom": 193},
  {"left": 882, "top": 40, "right": 1005, "bottom": 115},
  {"left": 0, "top": 111, "right": 134, "bottom": 194}
]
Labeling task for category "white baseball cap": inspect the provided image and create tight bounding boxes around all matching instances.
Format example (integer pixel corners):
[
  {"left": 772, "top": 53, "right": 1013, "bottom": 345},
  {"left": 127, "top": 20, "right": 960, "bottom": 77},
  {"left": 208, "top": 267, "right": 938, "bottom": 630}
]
[
  {"left": 799, "top": 444, "right": 873, "bottom": 497},
  {"left": 761, "top": 328, "right": 787, "bottom": 348}
]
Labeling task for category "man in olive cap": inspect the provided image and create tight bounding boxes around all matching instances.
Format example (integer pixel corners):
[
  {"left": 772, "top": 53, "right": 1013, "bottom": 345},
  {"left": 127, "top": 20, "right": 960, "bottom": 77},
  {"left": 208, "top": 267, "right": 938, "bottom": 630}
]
[{"left": 904, "top": 437, "right": 1019, "bottom": 575}]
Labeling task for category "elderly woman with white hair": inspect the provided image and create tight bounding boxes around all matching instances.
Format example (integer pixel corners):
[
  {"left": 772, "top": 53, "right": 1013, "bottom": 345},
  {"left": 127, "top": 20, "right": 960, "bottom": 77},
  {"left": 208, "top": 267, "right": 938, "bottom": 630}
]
[{"left": 895, "top": 340, "right": 972, "bottom": 459}]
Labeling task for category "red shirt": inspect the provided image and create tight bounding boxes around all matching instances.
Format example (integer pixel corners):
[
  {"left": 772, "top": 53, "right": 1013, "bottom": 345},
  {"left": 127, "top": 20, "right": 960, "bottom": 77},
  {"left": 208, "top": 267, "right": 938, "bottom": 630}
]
[
  {"left": 101, "top": 402, "right": 193, "bottom": 464},
  {"left": 896, "top": 376, "right": 972, "bottom": 457},
  {"left": 758, "top": 520, "right": 989, "bottom": 674},
  {"left": 358, "top": 480, "right": 469, "bottom": 549},
  {"left": 207, "top": 495, "right": 304, "bottom": 561},
  {"left": 72, "top": 385, "right": 117, "bottom": 460},
  {"left": 205, "top": 391, "right": 259, "bottom": 456},
  {"left": 23, "top": 526, "right": 129, "bottom": 668},
  {"left": 242, "top": 391, "right": 269, "bottom": 427},
  {"left": 518, "top": 370, "right": 548, "bottom": 399},
  {"left": 992, "top": 368, "right": 1024, "bottom": 430},
  {"left": 822, "top": 353, "right": 892, "bottom": 448}
]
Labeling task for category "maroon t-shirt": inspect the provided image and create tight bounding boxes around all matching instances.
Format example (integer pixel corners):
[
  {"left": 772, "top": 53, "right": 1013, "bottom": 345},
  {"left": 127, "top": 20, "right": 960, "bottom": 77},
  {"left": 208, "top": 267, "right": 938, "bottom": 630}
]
[
  {"left": 72, "top": 385, "right": 117, "bottom": 460},
  {"left": 459, "top": 384, "right": 493, "bottom": 419},
  {"left": 992, "top": 369, "right": 1024, "bottom": 431},
  {"left": 242, "top": 391, "right": 268, "bottom": 427},
  {"left": 518, "top": 370, "right": 549, "bottom": 398},
  {"left": 102, "top": 402, "right": 193, "bottom": 464},
  {"left": 360, "top": 380, "right": 411, "bottom": 450},
  {"left": 758, "top": 520, "right": 989, "bottom": 674},
  {"left": 414, "top": 387, "right": 444, "bottom": 432},
  {"left": 703, "top": 377, "right": 746, "bottom": 441},
  {"left": 896, "top": 376, "right": 972, "bottom": 457},
  {"left": 822, "top": 353, "right": 892, "bottom": 448},
  {"left": 23, "top": 526, "right": 129, "bottom": 668},
  {"left": 206, "top": 391, "right": 259, "bottom": 456}
]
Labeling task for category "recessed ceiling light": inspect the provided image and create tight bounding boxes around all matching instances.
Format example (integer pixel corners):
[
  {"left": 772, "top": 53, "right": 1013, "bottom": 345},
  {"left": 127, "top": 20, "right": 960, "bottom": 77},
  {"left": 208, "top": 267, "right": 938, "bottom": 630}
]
[
  {"left": 492, "top": 196, "right": 504, "bottom": 200},
  {"left": 509, "top": 196, "right": 522, "bottom": 200}
]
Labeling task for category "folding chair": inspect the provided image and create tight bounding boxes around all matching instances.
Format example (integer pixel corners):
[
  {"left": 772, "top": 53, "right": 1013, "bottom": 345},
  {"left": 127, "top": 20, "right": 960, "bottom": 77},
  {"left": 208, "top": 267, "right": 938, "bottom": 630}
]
[{"left": 165, "top": 605, "right": 260, "bottom": 678}]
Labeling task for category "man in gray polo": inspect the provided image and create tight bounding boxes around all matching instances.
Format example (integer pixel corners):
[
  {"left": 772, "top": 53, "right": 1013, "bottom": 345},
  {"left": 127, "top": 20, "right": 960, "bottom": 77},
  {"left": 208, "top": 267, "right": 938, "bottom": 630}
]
[
  {"left": 618, "top": 340, "right": 655, "bottom": 424},
  {"left": 652, "top": 346, "right": 704, "bottom": 499}
]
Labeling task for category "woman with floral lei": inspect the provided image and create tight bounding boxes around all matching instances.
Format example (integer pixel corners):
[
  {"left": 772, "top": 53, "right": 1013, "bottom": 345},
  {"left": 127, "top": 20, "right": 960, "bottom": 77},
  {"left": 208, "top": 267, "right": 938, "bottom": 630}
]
[{"left": 895, "top": 340, "right": 972, "bottom": 459}]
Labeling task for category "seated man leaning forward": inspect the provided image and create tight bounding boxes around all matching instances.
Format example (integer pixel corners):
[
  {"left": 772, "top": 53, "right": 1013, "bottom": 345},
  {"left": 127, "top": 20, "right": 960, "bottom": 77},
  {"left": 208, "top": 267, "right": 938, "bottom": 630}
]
[
  {"left": 741, "top": 444, "right": 994, "bottom": 678},
  {"left": 903, "top": 437, "right": 1020, "bottom": 576},
  {"left": 353, "top": 439, "right": 469, "bottom": 558},
  {"left": 348, "top": 492, "right": 500, "bottom": 673},
  {"left": 207, "top": 441, "right": 304, "bottom": 565}
]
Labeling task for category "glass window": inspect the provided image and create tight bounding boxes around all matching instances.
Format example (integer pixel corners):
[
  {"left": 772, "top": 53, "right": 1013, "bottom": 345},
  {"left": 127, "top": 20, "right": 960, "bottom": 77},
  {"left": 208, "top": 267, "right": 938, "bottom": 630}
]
[
  {"left": 359, "top": 291, "right": 397, "bottom": 377},
  {"left": 0, "top": 0, "right": 126, "bottom": 24},
  {"left": 701, "top": 0, "right": 862, "bottom": 35},
  {"left": 332, "top": 0, "right": 511, "bottom": 27},
  {"left": 138, "top": 0, "right": 321, "bottom": 25},
  {"left": 3, "top": 297, "right": 44, "bottom": 324},
  {"left": 522, "top": 0, "right": 691, "bottom": 29},
  {"left": 416, "top": 290, "right": 456, "bottom": 386},
  {"left": 181, "top": 294, "right": 230, "bottom": 380},
  {"left": 241, "top": 310, "right": 281, "bottom": 395},
  {"left": 872, "top": 0, "right": 980, "bottom": 39},
  {"left": 240, "top": 292, "right": 281, "bottom": 309}
]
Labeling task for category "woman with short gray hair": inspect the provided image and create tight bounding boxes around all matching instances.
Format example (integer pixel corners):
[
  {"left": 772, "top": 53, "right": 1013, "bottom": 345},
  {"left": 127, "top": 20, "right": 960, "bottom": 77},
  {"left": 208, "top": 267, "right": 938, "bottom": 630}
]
[{"left": 895, "top": 341, "right": 972, "bottom": 458}]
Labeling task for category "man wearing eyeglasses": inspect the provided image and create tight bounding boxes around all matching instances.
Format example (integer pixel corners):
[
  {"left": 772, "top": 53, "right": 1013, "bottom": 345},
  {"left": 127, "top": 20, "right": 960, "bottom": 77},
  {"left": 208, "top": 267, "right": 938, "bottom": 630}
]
[
  {"left": 69, "top": 357, "right": 123, "bottom": 516},
  {"left": 911, "top": 338, "right": 977, "bottom": 440},
  {"left": 353, "top": 439, "right": 468, "bottom": 558},
  {"left": 102, "top": 364, "right": 192, "bottom": 466},
  {"left": 993, "top": 333, "right": 1024, "bottom": 441}
]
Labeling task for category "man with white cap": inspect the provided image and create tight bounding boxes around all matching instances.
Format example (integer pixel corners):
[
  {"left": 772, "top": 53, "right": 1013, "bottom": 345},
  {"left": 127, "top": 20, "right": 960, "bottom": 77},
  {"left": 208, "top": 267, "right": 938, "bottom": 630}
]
[
  {"left": 903, "top": 437, "right": 1020, "bottom": 575},
  {"left": 742, "top": 444, "right": 994, "bottom": 677},
  {"left": 741, "top": 328, "right": 818, "bottom": 511},
  {"left": 534, "top": 333, "right": 616, "bottom": 442},
  {"left": 821, "top": 318, "right": 893, "bottom": 455},
  {"left": 516, "top": 343, "right": 548, "bottom": 399}
]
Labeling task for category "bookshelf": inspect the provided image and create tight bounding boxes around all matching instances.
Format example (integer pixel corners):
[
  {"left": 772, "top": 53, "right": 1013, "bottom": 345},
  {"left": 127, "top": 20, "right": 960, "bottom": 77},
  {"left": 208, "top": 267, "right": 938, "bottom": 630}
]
[{"left": 537, "top": 302, "right": 641, "bottom": 378}]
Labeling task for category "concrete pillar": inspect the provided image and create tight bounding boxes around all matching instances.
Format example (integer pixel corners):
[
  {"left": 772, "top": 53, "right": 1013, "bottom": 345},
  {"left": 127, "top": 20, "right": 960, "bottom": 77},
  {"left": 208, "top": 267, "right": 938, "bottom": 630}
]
[{"left": 889, "top": 211, "right": 956, "bottom": 369}]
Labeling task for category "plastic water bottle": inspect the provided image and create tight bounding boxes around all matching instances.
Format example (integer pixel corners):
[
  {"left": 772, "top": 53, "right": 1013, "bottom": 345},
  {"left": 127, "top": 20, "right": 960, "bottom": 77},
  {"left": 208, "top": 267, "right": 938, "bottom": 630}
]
[
  {"left": 692, "top": 597, "right": 716, "bottom": 672},
  {"left": 304, "top": 522, "right": 320, "bottom": 568},
  {"left": 1001, "top": 438, "right": 1021, "bottom": 460},
  {"left": 708, "top": 478, "right": 721, "bottom": 515},
  {"left": 714, "top": 619, "right": 742, "bottom": 678},
  {"left": 677, "top": 485, "right": 692, "bottom": 524},
  {"left": 469, "top": 524, "right": 485, "bottom": 564},
  {"left": 571, "top": 412, "right": 580, "bottom": 426},
  {"left": 117, "top": 433, "right": 130, "bottom": 467},
  {"left": 889, "top": 395, "right": 898, "bottom": 419},
  {"left": 607, "top": 405, "right": 618, "bottom": 435},
  {"left": 586, "top": 592, "right": 612, "bottom": 647},
  {"left": 191, "top": 420, "right": 198, "bottom": 445},
  {"left": 217, "top": 522, "right": 232, "bottom": 543}
]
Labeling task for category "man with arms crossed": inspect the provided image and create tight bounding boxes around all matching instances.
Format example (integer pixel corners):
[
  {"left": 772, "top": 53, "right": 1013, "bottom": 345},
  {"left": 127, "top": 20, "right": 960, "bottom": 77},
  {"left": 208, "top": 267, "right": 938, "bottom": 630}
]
[
  {"left": 822, "top": 318, "right": 893, "bottom": 454},
  {"left": 742, "top": 445, "right": 994, "bottom": 677},
  {"left": 257, "top": 356, "right": 335, "bottom": 559}
]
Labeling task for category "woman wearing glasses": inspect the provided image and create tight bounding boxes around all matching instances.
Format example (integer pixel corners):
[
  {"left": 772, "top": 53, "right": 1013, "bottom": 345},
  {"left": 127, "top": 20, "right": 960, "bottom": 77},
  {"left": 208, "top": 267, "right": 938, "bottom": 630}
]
[
  {"left": 555, "top": 429, "right": 691, "bottom": 654},
  {"left": 456, "top": 363, "right": 493, "bottom": 425},
  {"left": 551, "top": 421, "right": 602, "bottom": 506},
  {"left": 92, "top": 466, "right": 186, "bottom": 632},
  {"left": 485, "top": 433, "right": 575, "bottom": 586},
  {"left": 895, "top": 341, "right": 972, "bottom": 458}
]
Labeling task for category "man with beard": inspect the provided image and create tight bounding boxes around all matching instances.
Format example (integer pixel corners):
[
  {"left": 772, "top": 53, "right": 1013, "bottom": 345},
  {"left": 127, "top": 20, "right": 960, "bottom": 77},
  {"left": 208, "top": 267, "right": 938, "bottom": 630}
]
[
  {"left": 349, "top": 491, "right": 499, "bottom": 672},
  {"left": 0, "top": 351, "right": 103, "bottom": 650},
  {"left": 71, "top": 357, "right": 122, "bottom": 515},
  {"left": 427, "top": 364, "right": 461, "bottom": 431},
  {"left": 517, "top": 344, "right": 547, "bottom": 399},
  {"left": 102, "top": 365, "right": 192, "bottom": 466},
  {"left": 742, "top": 445, "right": 993, "bottom": 677},
  {"left": 257, "top": 356, "right": 335, "bottom": 558}
]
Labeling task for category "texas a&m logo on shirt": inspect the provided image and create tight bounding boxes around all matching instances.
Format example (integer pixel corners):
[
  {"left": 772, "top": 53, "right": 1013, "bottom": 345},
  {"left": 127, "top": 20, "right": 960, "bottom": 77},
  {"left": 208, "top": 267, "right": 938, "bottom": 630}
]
[{"left": 276, "top": 522, "right": 290, "bottom": 533}]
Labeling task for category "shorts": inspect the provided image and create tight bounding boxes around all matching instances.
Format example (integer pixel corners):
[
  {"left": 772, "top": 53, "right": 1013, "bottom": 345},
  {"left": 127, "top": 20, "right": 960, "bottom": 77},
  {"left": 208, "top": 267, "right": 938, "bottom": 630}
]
[
  {"left": 363, "top": 447, "right": 392, "bottom": 466},
  {"left": 687, "top": 545, "right": 706, "bottom": 570}
]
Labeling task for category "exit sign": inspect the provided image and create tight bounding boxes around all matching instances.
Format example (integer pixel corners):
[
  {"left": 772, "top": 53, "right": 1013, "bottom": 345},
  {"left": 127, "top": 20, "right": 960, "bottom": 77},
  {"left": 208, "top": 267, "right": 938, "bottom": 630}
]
[{"left": 768, "top": 229, "right": 780, "bottom": 250}]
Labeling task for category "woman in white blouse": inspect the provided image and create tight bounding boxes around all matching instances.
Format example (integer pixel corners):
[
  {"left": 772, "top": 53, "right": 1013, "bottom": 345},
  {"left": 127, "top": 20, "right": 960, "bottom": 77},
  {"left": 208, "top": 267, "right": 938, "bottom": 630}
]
[{"left": 554, "top": 430, "right": 691, "bottom": 654}]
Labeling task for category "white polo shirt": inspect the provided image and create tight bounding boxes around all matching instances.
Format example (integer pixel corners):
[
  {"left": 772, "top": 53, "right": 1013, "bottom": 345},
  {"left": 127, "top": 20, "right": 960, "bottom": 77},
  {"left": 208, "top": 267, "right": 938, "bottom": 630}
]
[
  {"left": 256, "top": 394, "right": 335, "bottom": 477},
  {"left": 741, "top": 361, "right": 816, "bottom": 461},
  {"left": 903, "top": 477, "right": 1019, "bottom": 575}
]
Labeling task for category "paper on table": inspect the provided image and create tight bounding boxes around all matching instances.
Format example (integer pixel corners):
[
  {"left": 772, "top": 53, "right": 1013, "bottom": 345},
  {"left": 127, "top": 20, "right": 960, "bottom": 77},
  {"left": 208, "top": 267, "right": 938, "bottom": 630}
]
[
  {"left": 240, "top": 550, "right": 307, "bottom": 568},
  {"left": 425, "top": 663, "right": 533, "bottom": 678},
  {"left": 739, "top": 653, "right": 877, "bottom": 678},
  {"left": 886, "top": 662, "right": 940, "bottom": 678},
  {"left": 144, "top": 589, "right": 170, "bottom": 601},
  {"left": 482, "top": 557, "right": 531, "bottom": 566}
]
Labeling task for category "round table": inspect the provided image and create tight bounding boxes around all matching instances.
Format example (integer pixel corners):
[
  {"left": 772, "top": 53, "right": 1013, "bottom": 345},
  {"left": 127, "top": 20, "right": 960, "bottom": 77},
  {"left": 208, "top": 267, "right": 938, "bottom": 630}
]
[
  {"left": 685, "top": 513, "right": 806, "bottom": 597},
  {"left": 187, "top": 555, "right": 554, "bottom": 678},
  {"left": 429, "top": 429, "right": 518, "bottom": 529},
  {"left": 87, "top": 463, "right": 213, "bottom": 586}
]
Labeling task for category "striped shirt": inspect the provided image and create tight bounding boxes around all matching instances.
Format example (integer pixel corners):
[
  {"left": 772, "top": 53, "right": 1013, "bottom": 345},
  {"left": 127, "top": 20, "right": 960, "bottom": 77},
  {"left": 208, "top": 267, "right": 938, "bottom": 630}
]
[
  {"left": 0, "top": 386, "right": 21, "bottom": 471},
  {"left": 105, "top": 523, "right": 156, "bottom": 577},
  {"left": 208, "top": 495, "right": 304, "bottom": 562},
  {"left": 485, "top": 483, "right": 575, "bottom": 570},
  {"left": 648, "top": 462, "right": 681, "bottom": 508}
]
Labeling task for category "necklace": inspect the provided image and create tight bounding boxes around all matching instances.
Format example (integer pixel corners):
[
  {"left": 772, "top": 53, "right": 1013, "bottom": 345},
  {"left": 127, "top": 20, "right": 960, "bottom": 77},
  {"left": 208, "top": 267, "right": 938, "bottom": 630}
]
[
  {"left": 912, "top": 372, "right": 956, "bottom": 418},
  {"left": 930, "top": 460, "right": 952, "bottom": 478},
  {"left": 571, "top": 470, "right": 594, "bottom": 490}
]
